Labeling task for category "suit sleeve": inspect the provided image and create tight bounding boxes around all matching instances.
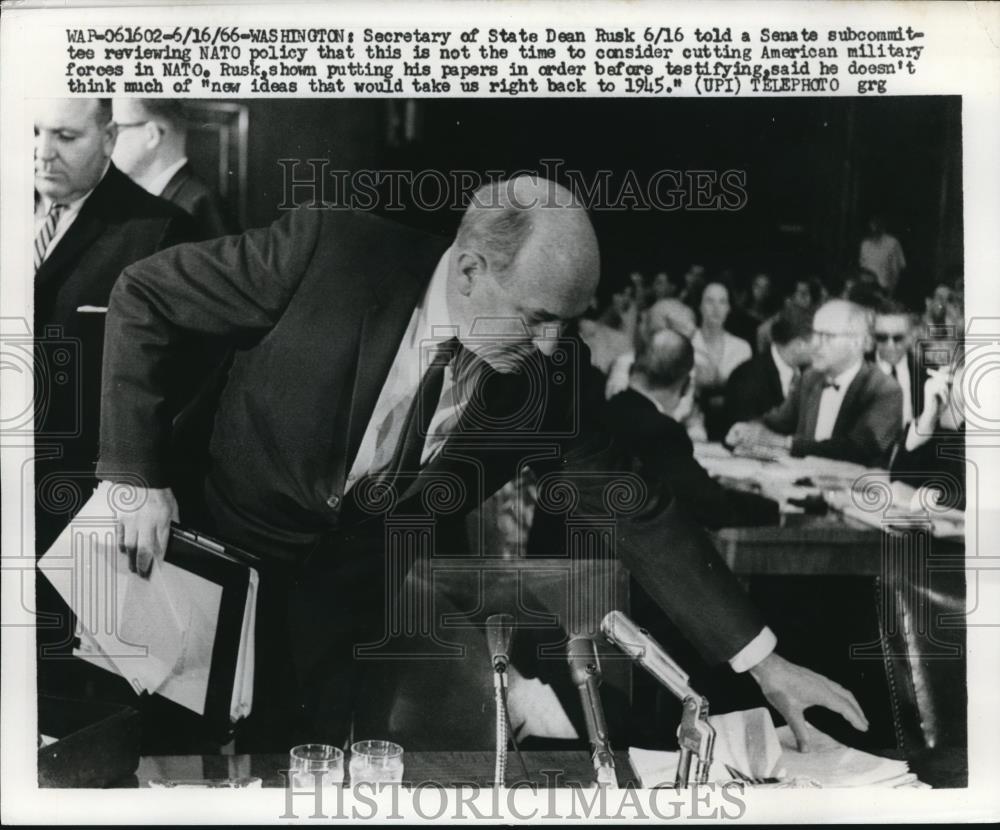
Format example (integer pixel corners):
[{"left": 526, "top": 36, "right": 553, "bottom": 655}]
[
  {"left": 724, "top": 363, "right": 761, "bottom": 425},
  {"left": 542, "top": 360, "right": 765, "bottom": 665},
  {"left": 762, "top": 380, "right": 800, "bottom": 434},
  {"left": 791, "top": 382, "right": 903, "bottom": 466},
  {"left": 97, "top": 206, "right": 325, "bottom": 487}
]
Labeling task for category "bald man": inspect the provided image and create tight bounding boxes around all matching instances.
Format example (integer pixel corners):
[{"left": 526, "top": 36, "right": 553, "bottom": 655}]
[
  {"left": 728, "top": 299, "right": 902, "bottom": 466},
  {"left": 96, "top": 178, "right": 867, "bottom": 749}
]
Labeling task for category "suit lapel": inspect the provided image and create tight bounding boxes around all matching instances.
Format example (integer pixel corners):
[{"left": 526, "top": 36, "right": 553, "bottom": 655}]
[
  {"left": 342, "top": 229, "right": 450, "bottom": 478},
  {"left": 832, "top": 363, "right": 869, "bottom": 437},
  {"left": 158, "top": 164, "right": 189, "bottom": 204},
  {"left": 766, "top": 352, "right": 783, "bottom": 401},
  {"left": 34, "top": 188, "right": 110, "bottom": 296},
  {"left": 802, "top": 372, "right": 823, "bottom": 438}
]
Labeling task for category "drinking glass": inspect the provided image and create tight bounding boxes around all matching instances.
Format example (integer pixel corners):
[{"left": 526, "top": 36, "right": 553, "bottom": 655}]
[
  {"left": 289, "top": 744, "right": 344, "bottom": 789},
  {"left": 348, "top": 740, "right": 404, "bottom": 785}
]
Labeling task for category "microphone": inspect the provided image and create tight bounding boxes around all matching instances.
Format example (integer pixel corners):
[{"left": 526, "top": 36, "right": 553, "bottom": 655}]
[
  {"left": 600, "top": 611, "right": 694, "bottom": 700},
  {"left": 486, "top": 613, "right": 514, "bottom": 674},
  {"left": 567, "top": 637, "right": 617, "bottom": 788}
]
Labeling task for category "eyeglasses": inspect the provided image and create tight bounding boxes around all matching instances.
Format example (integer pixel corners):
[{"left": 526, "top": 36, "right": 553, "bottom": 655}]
[
  {"left": 114, "top": 121, "right": 149, "bottom": 130},
  {"left": 874, "top": 333, "right": 907, "bottom": 343}
]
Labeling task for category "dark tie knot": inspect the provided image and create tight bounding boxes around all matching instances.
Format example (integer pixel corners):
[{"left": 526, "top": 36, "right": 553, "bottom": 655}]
[{"left": 823, "top": 379, "right": 841, "bottom": 392}]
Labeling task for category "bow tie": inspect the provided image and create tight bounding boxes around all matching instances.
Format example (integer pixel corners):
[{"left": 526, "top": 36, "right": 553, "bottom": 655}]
[{"left": 823, "top": 379, "right": 841, "bottom": 392}]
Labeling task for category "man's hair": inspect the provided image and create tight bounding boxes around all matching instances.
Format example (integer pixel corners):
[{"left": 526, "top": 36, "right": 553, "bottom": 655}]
[
  {"left": 94, "top": 99, "right": 113, "bottom": 126},
  {"left": 456, "top": 182, "right": 536, "bottom": 277},
  {"left": 771, "top": 306, "right": 814, "bottom": 346},
  {"left": 134, "top": 98, "right": 189, "bottom": 132},
  {"left": 632, "top": 328, "right": 694, "bottom": 390},
  {"left": 876, "top": 299, "right": 915, "bottom": 323}
]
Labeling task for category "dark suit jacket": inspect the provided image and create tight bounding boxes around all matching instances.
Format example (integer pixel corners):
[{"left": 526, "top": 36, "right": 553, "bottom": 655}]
[
  {"left": 724, "top": 348, "right": 787, "bottom": 426},
  {"left": 603, "top": 389, "right": 779, "bottom": 528},
  {"left": 890, "top": 426, "right": 965, "bottom": 511},
  {"left": 160, "top": 162, "right": 238, "bottom": 238},
  {"left": 762, "top": 362, "right": 903, "bottom": 467},
  {"left": 34, "top": 164, "right": 197, "bottom": 545},
  {"left": 97, "top": 207, "right": 765, "bottom": 741}
]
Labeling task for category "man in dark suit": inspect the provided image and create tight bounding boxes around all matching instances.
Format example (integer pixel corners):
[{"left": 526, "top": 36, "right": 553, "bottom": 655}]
[
  {"left": 33, "top": 98, "right": 197, "bottom": 548},
  {"left": 33, "top": 98, "right": 198, "bottom": 714},
  {"left": 97, "top": 178, "right": 867, "bottom": 751},
  {"left": 724, "top": 305, "right": 814, "bottom": 427},
  {"left": 728, "top": 300, "right": 902, "bottom": 467},
  {"left": 605, "top": 328, "right": 778, "bottom": 529},
  {"left": 112, "top": 98, "right": 237, "bottom": 238},
  {"left": 873, "top": 301, "right": 923, "bottom": 427}
]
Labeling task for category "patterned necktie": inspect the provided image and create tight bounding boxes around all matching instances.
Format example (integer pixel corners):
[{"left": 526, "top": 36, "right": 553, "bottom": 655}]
[
  {"left": 34, "top": 203, "right": 65, "bottom": 272},
  {"left": 379, "top": 337, "right": 462, "bottom": 480}
]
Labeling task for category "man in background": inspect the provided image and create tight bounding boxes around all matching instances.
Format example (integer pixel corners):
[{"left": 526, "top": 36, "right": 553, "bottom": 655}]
[
  {"left": 605, "top": 328, "right": 778, "bottom": 529},
  {"left": 34, "top": 97, "right": 197, "bottom": 550},
  {"left": 859, "top": 214, "right": 906, "bottom": 297},
  {"left": 873, "top": 301, "right": 921, "bottom": 427},
  {"left": 112, "top": 98, "right": 236, "bottom": 238},
  {"left": 727, "top": 300, "right": 902, "bottom": 467},
  {"left": 725, "top": 305, "right": 814, "bottom": 426},
  {"left": 33, "top": 98, "right": 197, "bottom": 714}
]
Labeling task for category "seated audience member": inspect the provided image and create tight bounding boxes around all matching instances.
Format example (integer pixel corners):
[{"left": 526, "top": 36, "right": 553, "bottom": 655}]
[
  {"left": 605, "top": 298, "right": 697, "bottom": 397},
  {"left": 756, "top": 277, "right": 824, "bottom": 353},
  {"left": 579, "top": 283, "right": 638, "bottom": 374},
  {"left": 693, "top": 280, "right": 752, "bottom": 439},
  {"left": 890, "top": 355, "right": 966, "bottom": 511},
  {"left": 727, "top": 300, "right": 903, "bottom": 467},
  {"left": 859, "top": 213, "right": 906, "bottom": 297},
  {"left": 112, "top": 98, "right": 237, "bottom": 238},
  {"left": 873, "top": 301, "right": 921, "bottom": 427},
  {"left": 678, "top": 262, "right": 707, "bottom": 308},
  {"left": 649, "top": 270, "right": 678, "bottom": 303},
  {"left": 724, "top": 305, "right": 813, "bottom": 426},
  {"left": 725, "top": 271, "right": 773, "bottom": 347},
  {"left": 604, "top": 329, "right": 778, "bottom": 529}
]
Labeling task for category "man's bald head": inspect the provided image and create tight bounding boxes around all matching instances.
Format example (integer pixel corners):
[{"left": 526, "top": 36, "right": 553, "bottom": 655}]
[
  {"left": 632, "top": 327, "right": 694, "bottom": 392},
  {"left": 641, "top": 298, "right": 697, "bottom": 342},
  {"left": 811, "top": 299, "right": 872, "bottom": 376},
  {"left": 449, "top": 177, "right": 600, "bottom": 368}
]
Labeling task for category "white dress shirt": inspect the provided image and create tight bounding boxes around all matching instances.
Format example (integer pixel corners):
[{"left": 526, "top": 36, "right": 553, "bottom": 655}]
[
  {"left": 877, "top": 356, "right": 913, "bottom": 425},
  {"left": 33, "top": 162, "right": 109, "bottom": 263},
  {"left": 346, "top": 246, "right": 459, "bottom": 489},
  {"left": 814, "top": 360, "right": 864, "bottom": 441},
  {"left": 770, "top": 344, "right": 797, "bottom": 399}
]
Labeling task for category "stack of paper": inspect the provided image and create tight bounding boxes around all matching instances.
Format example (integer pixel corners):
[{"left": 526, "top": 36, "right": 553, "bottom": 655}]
[
  {"left": 38, "top": 485, "right": 256, "bottom": 722},
  {"left": 629, "top": 710, "right": 927, "bottom": 788}
]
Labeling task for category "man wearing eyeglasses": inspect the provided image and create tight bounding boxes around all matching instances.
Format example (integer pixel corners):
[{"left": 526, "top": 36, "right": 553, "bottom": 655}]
[
  {"left": 873, "top": 301, "right": 920, "bottom": 426},
  {"left": 727, "top": 299, "right": 902, "bottom": 467}
]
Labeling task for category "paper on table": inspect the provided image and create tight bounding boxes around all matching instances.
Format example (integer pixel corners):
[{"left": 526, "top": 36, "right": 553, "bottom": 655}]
[
  {"left": 776, "top": 724, "right": 925, "bottom": 787},
  {"left": 629, "top": 708, "right": 784, "bottom": 787}
]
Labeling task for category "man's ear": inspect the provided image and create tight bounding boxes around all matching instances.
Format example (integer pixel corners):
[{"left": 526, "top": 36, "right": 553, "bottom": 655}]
[
  {"left": 145, "top": 121, "right": 163, "bottom": 149},
  {"left": 455, "top": 250, "right": 487, "bottom": 297},
  {"left": 102, "top": 122, "right": 118, "bottom": 157}
]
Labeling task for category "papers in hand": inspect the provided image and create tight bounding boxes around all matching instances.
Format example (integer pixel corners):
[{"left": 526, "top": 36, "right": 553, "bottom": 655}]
[{"left": 38, "top": 484, "right": 257, "bottom": 722}]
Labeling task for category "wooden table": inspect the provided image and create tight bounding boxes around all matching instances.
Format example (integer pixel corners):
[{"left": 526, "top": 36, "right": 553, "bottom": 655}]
[{"left": 127, "top": 750, "right": 639, "bottom": 788}]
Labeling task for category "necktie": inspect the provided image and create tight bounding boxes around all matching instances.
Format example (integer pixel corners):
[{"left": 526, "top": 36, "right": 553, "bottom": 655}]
[
  {"left": 386, "top": 337, "right": 462, "bottom": 479},
  {"left": 823, "top": 379, "right": 840, "bottom": 392},
  {"left": 890, "top": 363, "right": 898, "bottom": 381},
  {"left": 34, "top": 203, "right": 65, "bottom": 272}
]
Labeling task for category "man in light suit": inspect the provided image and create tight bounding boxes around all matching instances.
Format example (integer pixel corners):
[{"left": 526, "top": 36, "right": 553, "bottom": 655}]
[
  {"left": 97, "top": 178, "right": 867, "bottom": 750},
  {"left": 728, "top": 300, "right": 903, "bottom": 467},
  {"left": 112, "top": 98, "right": 237, "bottom": 238}
]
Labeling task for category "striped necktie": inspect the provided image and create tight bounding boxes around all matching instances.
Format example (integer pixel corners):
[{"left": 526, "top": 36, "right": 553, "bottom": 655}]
[{"left": 34, "top": 203, "right": 66, "bottom": 272}]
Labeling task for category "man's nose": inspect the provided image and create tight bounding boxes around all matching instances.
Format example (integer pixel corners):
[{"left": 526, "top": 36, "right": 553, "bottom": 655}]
[{"left": 35, "top": 132, "right": 56, "bottom": 161}]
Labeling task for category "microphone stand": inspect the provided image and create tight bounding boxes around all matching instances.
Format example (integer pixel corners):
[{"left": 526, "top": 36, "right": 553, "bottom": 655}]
[{"left": 486, "top": 613, "right": 514, "bottom": 788}]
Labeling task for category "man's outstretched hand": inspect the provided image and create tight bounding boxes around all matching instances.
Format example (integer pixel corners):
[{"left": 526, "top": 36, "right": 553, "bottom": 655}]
[
  {"left": 749, "top": 652, "right": 869, "bottom": 752},
  {"left": 112, "top": 484, "right": 178, "bottom": 578}
]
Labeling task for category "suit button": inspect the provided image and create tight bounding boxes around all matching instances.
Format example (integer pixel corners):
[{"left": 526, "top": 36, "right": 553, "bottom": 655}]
[{"left": 326, "top": 494, "right": 341, "bottom": 509}]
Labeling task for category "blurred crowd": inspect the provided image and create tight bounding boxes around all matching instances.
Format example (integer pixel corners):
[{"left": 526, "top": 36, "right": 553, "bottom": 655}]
[{"left": 580, "top": 229, "right": 966, "bottom": 510}]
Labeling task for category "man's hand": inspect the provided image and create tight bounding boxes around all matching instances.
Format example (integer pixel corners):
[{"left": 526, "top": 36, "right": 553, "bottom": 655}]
[
  {"left": 112, "top": 484, "right": 178, "bottom": 578},
  {"left": 749, "top": 652, "right": 869, "bottom": 752}
]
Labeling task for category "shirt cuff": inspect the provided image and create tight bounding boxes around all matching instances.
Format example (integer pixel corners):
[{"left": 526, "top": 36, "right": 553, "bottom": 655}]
[{"left": 728, "top": 626, "right": 777, "bottom": 673}]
